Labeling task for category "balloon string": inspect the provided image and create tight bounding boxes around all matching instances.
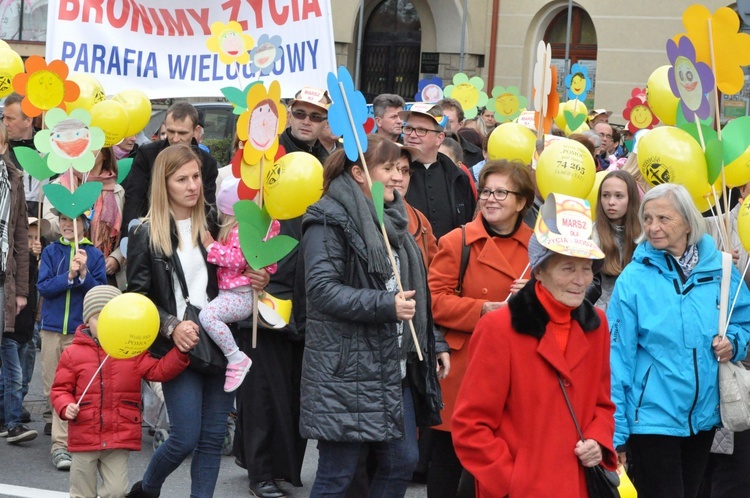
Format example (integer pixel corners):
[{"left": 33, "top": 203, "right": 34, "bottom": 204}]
[
  {"left": 710, "top": 186, "right": 731, "bottom": 250},
  {"left": 722, "top": 258, "right": 750, "bottom": 338},
  {"left": 708, "top": 201, "right": 728, "bottom": 251},
  {"left": 76, "top": 355, "right": 109, "bottom": 406}
]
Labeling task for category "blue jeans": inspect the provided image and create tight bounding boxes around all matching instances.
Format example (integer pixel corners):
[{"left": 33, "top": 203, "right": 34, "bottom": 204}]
[
  {"left": 20, "top": 322, "right": 40, "bottom": 399},
  {"left": 141, "top": 368, "right": 234, "bottom": 498},
  {"left": 310, "top": 384, "right": 419, "bottom": 498},
  {"left": 1, "top": 337, "right": 25, "bottom": 429}
]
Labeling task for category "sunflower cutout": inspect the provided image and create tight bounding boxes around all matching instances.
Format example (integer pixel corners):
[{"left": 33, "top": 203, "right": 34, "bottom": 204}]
[
  {"left": 12, "top": 56, "right": 80, "bottom": 117},
  {"left": 415, "top": 76, "right": 443, "bottom": 103},
  {"left": 34, "top": 108, "right": 105, "bottom": 174},
  {"left": 667, "top": 37, "right": 714, "bottom": 121},
  {"left": 249, "top": 34, "right": 283, "bottom": 76},
  {"left": 563, "top": 63, "right": 591, "bottom": 101},
  {"left": 206, "top": 21, "right": 255, "bottom": 65},
  {"left": 623, "top": 96, "right": 659, "bottom": 134},
  {"left": 443, "top": 73, "right": 488, "bottom": 120},
  {"left": 236, "top": 80, "right": 287, "bottom": 167},
  {"left": 486, "top": 86, "right": 527, "bottom": 123},
  {"left": 677, "top": 5, "right": 750, "bottom": 95}
]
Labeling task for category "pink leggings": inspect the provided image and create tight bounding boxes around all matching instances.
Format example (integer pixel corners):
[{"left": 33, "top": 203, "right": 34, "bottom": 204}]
[{"left": 199, "top": 290, "right": 252, "bottom": 356}]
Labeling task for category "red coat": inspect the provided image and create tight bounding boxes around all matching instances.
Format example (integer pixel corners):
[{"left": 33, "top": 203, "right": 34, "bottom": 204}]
[
  {"left": 452, "top": 282, "right": 617, "bottom": 498},
  {"left": 405, "top": 200, "right": 437, "bottom": 270},
  {"left": 428, "top": 214, "right": 531, "bottom": 431},
  {"left": 50, "top": 325, "right": 190, "bottom": 452}
]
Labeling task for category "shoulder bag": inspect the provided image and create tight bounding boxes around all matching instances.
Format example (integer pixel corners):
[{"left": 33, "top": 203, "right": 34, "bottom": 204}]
[
  {"left": 558, "top": 375, "right": 620, "bottom": 498},
  {"left": 173, "top": 253, "right": 227, "bottom": 376},
  {"left": 717, "top": 251, "right": 750, "bottom": 432}
]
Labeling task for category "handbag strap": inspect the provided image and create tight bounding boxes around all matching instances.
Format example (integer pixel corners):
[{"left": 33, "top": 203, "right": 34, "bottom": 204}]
[
  {"left": 558, "top": 374, "right": 585, "bottom": 442},
  {"left": 171, "top": 253, "right": 191, "bottom": 306},
  {"left": 719, "top": 251, "right": 732, "bottom": 339},
  {"left": 454, "top": 224, "right": 470, "bottom": 295}
]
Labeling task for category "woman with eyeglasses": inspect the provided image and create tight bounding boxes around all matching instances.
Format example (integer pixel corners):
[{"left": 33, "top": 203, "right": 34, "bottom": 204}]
[{"left": 426, "top": 159, "right": 535, "bottom": 498}]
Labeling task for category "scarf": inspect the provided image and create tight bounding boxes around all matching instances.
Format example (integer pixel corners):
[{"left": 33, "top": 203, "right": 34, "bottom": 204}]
[
  {"left": 0, "top": 159, "right": 11, "bottom": 272},
  {"left": 326, "top": 174, "right": 429, "bottom": 358},
  {"left": 61, "top": 168, "right": 121, "bottom": 258},
  {"left": 112, "top": 144, "right": 129, "bottom": 160},
  {"left": 676, "top": 243, "right": 699, "bottom": 278}
]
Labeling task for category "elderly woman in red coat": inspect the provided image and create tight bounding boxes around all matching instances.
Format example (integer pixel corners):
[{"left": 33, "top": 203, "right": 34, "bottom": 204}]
[
  {"left": 451, "top": 193, "right": 617, "bottom": 498},
  {"left": 427, "top": 159, "right": 534, "bottom": 496}
]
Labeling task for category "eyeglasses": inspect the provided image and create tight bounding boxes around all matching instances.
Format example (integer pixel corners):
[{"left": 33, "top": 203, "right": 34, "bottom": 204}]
[
  {"left": 403, "top": 125, "right": 441, "bottom": 137},
  {"left": 478, "top": 188, "right": 521, "bottom": 201},
  {"left": 291, "top": 109, "right": 327, "bottom": 123},
  {"left": 598, "top": 133, "right": 613, "bottom": 140}
]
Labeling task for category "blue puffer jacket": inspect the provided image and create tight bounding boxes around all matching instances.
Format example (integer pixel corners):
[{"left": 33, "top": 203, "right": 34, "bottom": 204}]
[
  {"left": 38, "top": 238, "right": 107, "bottom": 334},
  {"left": 607, "top": 234, "right": 750, "bottom": 448}
]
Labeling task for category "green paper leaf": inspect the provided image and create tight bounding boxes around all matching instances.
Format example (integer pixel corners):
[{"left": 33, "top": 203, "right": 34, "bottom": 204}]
[
  {"left": 117, "top": 158, "right": 133, "bottom": 184},
  {"left": 233, "top": 200, "right": 271, "bottom": 236},
  {"left": 676, "top": 105, "right": 713, "bottom": 128},
  {"left": 372, "top": 182, "right": 384, "bottom": 225},
  {"left": 221, "top": 87, "right": 246, "bottom": 108},
  {"left": 563, "top": 110, "right": 586, "bottom": 131},
  {"left": 13, "top": 147, "right": 54, "bottom": 181},
  {"left": 722, "top": 116, "right": 750, "bottom": 165},
  {"left": 678, "top": 120, "right": 718, "bottom": 149},
  {"left": 238, "top": 224, "right": 298, "bottom": 271},
  {"left": 43, "top": 182, "right": 103, "bottom": 219},
  {"left": 706, "top": 138, "right": 724, "bottom": 184}
]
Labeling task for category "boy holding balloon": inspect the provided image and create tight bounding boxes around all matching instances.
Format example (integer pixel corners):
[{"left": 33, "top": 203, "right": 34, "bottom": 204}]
[{"left": 50, "top": 285, "right": 191, "bottom": 498}]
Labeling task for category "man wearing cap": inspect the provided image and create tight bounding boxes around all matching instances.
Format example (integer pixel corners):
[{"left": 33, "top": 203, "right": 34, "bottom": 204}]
[
  {"left": 438, "top": 98, "right": 483, "bottom": 167},
  {"left": 594, "top": 122, "right": 616, "bottom": 171},
  {"left": 588, "top": 109, "right": 612, "bottom": 127},
  {"left": 402, "top": 103, "right": 475, "bottom": 239},
  {"left": 278, "top": 87, "right": 331, "bottom": 164},
  {"left": 120, "top": 101, "right": 220, "bottom": 239},
  {"left": 373, "top": 93, "right": 405, "bottom": 143}
]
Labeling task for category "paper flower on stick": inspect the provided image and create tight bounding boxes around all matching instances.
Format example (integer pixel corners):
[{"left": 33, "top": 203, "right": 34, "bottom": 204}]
[
  {"left": 486, "top": 86, "right": 527, "bottom": 123},
  {"left": 629, "top": 87, "right": 647, "bottom": 103},
  {"left": 667, "top": 37, "right": 714, "bottom": 121},
  {"left": 327, "top": 66, "right": 368, "bottom": 162},
  {"left": 12, "top": 56, "right": 80, "bottom": 117},
  {"left": 443, "top": 73, "right": 488, "bottom": 120},
  {"left": 236, "top": 81, "right": 287, "bottom": 166},
  {"left": 415, "top": 76, "right": 443, "bottom": 103},
  {"left": 249, "top": 34, "right": 283, "bottom": 76},
  {"left": 206, "top": 21, "right": 254, "bottom": 65},
  {"left": 623, "top": 96, "right": 659, "bottom": 134},
  {"left": 676, "top": 5, "right": 750, "bottom": 95},
  {"left": 564, "top": 63, "right": 591, "bottom": 101},
  {"left": 34, "top": 108, "right": 105, "bottom": 174}
]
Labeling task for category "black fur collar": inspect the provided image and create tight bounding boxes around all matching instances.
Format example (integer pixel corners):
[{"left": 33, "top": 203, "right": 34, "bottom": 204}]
[{"left": 508, "top": 279, "right": 601, "bottom": 339}]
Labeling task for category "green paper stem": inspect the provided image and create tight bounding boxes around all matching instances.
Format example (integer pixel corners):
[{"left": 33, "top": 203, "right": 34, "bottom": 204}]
[{"left": 372, "top": 182, "right": 385, "bottom": 225}]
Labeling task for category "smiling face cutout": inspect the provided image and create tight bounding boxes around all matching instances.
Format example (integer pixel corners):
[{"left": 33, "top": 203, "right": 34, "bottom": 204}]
[
  {"left": 50, "top": 119, "right": 91, "bottom": 159},
  {"left": 570, "top": 73, "right": 586, "bottom": 97},
  {"left": 219, "top": 29, "right": 244, "bottom": 57},
  {"left": 248, "top": 99, "right": 280, "bottom": 152},
  {"left": 496, "top": 93, "right": 520, "bottom": 119},
  {"left": 631, "top": 104, "right": 654, "bottom": 129},
  {"left": 253, "top": 42, "right": 276, "bottom": 70},
  {"left": 674, "top": 55, "right": 702, "bottom": 110}
]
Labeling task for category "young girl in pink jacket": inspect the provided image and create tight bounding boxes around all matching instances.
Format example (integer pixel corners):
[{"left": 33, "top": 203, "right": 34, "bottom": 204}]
[{"left": 200, "top": 179, "right": 279, "bottom": 392}]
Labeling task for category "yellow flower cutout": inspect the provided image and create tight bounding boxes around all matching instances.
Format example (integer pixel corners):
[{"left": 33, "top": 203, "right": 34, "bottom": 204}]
[
  {"left": 676, "top": 5, "right": 750, "bottom": 95},
  {"left": 236, "top": 81, "right": 287, "bottom": 188},
  {"left": 12, "top": 56, "right": 80, "bottom": 117},
  {"left": 206, "top": 21, "right": 255, "bottom": 65},
  {"left": 443, "top": 73, "right": 488, "bottom": 120}
]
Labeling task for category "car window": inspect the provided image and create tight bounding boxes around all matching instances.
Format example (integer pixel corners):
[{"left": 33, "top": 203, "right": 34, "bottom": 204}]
[{"left": 202, "top": 108, "right": 230, "bottom": 141}]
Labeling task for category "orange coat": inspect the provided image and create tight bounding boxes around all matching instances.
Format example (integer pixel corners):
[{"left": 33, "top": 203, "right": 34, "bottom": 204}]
[
  {"left": 405, "top": 201, "right": 438, "bottom": 270},
  {"left": 427, "top": 214, "right": 532, "bottom": 431}
]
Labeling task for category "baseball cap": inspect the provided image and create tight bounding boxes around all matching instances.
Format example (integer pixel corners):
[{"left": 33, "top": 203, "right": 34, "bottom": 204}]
[
  {"left": 288, "top": 87, "right": 332, "bottom": 112},
  {"left": 398, "top": 103, "right": 446, "bottom": 130}
]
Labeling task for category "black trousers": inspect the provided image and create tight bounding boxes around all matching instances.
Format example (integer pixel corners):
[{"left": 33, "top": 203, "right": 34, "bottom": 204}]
[
  {"left": 698, "top": 429, "right": 750, "bottom": 498},
  {"left": 628, "top": 431, "right": 714, "bottom": 498},
  {"left": 426, "top": 429, "right": 475, "bottom": 498}
]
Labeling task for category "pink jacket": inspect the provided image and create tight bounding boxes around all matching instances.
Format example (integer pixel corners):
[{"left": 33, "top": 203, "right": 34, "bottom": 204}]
[{"left": 208, "top": 221, "right": 280, "bottom": 290}]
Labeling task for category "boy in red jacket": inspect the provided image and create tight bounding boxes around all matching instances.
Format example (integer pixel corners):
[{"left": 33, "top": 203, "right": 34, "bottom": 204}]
[{"left": 51, "top": 285, "right": 191, "bottom": 498}]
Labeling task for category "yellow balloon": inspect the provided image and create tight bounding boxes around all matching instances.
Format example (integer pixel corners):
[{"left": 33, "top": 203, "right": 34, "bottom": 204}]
[
  {"left": 585, "top": 170, "right": 609, "bottom": 221},
  {"left": 112, "top": 89, "right": 152, "bottom": 136},
  {"left": 553, "top": 99, "right": 588, "bottom": 130},
  {"left": 487, "top": 122, "right": 537, "bottom": 165},
  {"left": 66, "top": 73, "right": 105, "bottom": 112},
  {"left": 0, "top": 48, "right": 24, "bottom": 98},
  {"left": 91, "top": 100, "right": 130, "bottom": 147},
  {"left": 536, "top": 138, "right": 596, "bottom": 199},
  {"left": 724, "top": 147, "right": 750, "bottom": 188},
  {"left": 738, "top": 196, "right": 750, "bottom": 252},
  {"left": 98, "top": 293, "right": 159, "bottom": 359},
  {"left": 637, "top": 126, "right": 708, "bottom": 202},
  {"left": 264, "top": 152, "right": 324, "bottom": 220},
  {"left": 0, "top": 40, "right": 9, "bottom": 50},
  {"left": 646, "top": 66, "right": 679, "bottom": 126}
]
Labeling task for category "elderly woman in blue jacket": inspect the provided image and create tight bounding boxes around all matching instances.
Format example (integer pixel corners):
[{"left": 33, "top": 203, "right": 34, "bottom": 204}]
[{"left": 607, "top": 183, "right": 750, "bottom": 498}]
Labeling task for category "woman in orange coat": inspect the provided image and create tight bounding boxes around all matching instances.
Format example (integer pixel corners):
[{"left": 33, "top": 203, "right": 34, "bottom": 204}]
[
  {"left": 426, "top": 159, "right": 534, "bottom": 497},
  {"left": 451, "top": 193, "right": 617, "bottom": 497}
]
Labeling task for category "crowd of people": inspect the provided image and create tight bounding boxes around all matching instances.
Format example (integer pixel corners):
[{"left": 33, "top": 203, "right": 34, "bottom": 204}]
[{"left": 0, "top": 83, "right": 748, "bottom": 498}]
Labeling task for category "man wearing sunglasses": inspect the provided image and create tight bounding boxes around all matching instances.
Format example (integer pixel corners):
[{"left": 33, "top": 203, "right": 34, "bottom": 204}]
[
  {"left": 278, "top": 87, "right": 332, "bottom": 165},
  {"left": 401, "top": 103, "right": 475, "bottom": 240}
]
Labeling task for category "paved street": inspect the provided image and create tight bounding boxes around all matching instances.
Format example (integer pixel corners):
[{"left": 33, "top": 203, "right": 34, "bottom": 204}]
[{"left": 0, "top": 353, "right": 428, "bottom": 497}]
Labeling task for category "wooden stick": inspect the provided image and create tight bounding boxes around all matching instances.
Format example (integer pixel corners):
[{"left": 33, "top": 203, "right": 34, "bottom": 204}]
[
  {"left": 252, "top": 155, "right": 264, "bottom": 349},
  {"left": 338, "top": 80, "right": 424, "bottom": 362},
  {"left": 536, "top": 47, "right": 549, "bottom": 140},
  {"left": 504, "top": 263, "right": 531, "bottom": 302},
  {"left": 76, "top": 355, "right": 108, "bottom": 406},
  {"left": 69, "top": 168, "right": 79, "bottom": 252}
]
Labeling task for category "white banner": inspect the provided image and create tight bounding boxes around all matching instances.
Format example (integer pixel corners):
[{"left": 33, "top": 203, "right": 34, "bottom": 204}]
[{"left": 45, "top": 0, "right": 337, "bottom": 99}]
